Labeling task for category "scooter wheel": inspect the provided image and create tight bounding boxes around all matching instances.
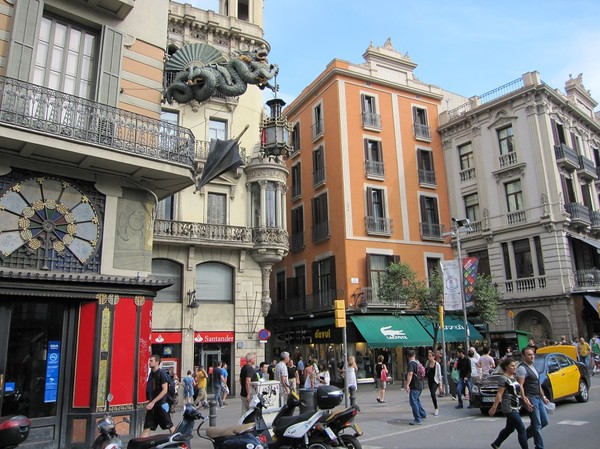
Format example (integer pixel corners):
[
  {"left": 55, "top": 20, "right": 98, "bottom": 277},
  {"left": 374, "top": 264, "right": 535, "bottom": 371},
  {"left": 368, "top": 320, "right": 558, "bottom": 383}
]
[
  {"left": 307, "top": 443, "right": 333, "bottom": 449},
  {"left": 339, "top": 435, "right": 362, "bottom": 449}
]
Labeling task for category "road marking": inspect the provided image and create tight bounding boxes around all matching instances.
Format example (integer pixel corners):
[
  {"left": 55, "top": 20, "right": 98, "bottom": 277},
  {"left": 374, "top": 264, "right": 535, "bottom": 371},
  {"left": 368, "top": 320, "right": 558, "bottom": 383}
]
[
  {"left": 360, "top": 416, "right": 472, "bottom": 443},
  {"left": 557, "top": 420, "right": 588, "bottom": 426}
]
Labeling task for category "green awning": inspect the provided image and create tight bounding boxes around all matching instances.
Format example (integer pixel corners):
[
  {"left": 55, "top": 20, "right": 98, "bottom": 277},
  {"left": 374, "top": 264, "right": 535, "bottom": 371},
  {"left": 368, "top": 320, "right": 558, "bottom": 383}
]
[
  {"left": 350, "top": 315, "right": 432, "bottom": 347},
  {"left": 417, "top": 315, "right": 483, "bottom": 342}
]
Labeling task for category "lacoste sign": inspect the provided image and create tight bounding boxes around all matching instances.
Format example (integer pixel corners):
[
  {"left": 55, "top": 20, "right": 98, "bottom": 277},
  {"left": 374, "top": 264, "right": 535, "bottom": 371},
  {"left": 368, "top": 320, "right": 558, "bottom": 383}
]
[{"left": 380, "top": 326, "right": 408, "bottom": 340}]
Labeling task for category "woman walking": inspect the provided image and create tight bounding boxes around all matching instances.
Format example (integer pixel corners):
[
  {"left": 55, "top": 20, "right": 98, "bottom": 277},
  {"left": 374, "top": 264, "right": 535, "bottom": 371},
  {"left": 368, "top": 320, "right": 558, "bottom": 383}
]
[
  {"left": 345, "top": 355, "right": 358, "bottom": 393},
  {"left": 425, "top": 352, "right": 443, "bottom": 415},
  {"left": 489, "top": 358, "right": 528, "bottom": 449},
  {"left": 375, "top": 355, "right": 388, "bottom": 403}
]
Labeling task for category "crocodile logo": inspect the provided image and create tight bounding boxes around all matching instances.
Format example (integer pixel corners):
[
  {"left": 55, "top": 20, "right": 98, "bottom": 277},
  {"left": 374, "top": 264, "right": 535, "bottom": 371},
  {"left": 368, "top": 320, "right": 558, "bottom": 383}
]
[{"left": 380, "top": 326, "right": 408, "bottom": 340}]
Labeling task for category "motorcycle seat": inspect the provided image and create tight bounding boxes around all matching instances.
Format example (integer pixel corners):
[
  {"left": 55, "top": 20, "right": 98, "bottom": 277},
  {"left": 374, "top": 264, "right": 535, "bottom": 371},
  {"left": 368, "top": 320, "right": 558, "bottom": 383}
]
[
  {"left": 273, "top": 410, "right": 316, "bottom": 433},
  {"left": 206, "top": 422, "right": 255, "bottom": 438},
  {"left": 127, "top": 433, "right": 185, "bottom": 449}
]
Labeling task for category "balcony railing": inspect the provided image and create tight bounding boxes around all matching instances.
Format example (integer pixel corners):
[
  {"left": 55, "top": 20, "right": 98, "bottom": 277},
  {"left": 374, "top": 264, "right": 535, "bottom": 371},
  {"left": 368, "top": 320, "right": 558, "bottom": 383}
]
[
  {"left": 312, "top": 120, "right": 323, "bottom": 139},
  {"left": 154, "top": 220, "right": 253, "bottom": 245},
  {"left": 574, "top": 269, "right": 600, "bottom": 289},
  {"left": 291, "top": 183, "right": 301, "bottom": 199},
  {"left": 365, "top": 216, "right": 392, "bottom": 235},
  {"left": 290, "top": 231, "right": 304, "bottom": 252},
  {"left": 195, "top": 139, "right": 247, "bottom": 163},
  {"left": 565, "top": 202, "right": 591, "bottom": 226},
  {"left": 313, "top": 168, "right": 326, "bottom": 186},
  {"left": 418, "top": 169, "right": 436, "bottom": 185},
  {"left": 591, "top": 211, "right": 600, "bottom": 231},
  {"left": 460, "top": 167, "right": 476, "bottom": 182},
  {"left": 507, "top": 210, "right": 527, "bottom": 225},
  {"left": 420, "top": 222, "right": 444, "bottom": 240},
  {"left": 365, "top": 160, "right": 385, "bottom": 177},
  {"left": 285, "top": 288, "right": 340, "bottom": 315},
  {"left": 362, "top": 111, "right": 382, "bottom": 129},
  {"left": 499, "top": 151, "right": 518, "bottom": 168},
  {"left": 361, "top": 286, "right": 408, "bottom": 308},
  {"left": 413, "top": 123, "right": 431, "bottom": 140},
  {"left": 578, "top": 155, "right": 598, "bottom": 181},
  {"left": 0, "top": 75, "right": 195, "bottom": 167},
  {"left": 311, "top": 221, "right": 330, "bottom": 242},
  {"left": 504, "top": 276, "right": 546, "bottom": 294},
  {"left": 554, "top": 143, "right": 579, "bottom": 170}
]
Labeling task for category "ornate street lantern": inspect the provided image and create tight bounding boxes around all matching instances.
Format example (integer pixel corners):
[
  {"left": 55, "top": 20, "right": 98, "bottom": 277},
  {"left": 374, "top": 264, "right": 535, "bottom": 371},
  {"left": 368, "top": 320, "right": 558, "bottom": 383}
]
[{"left": 260, "top": 98, "right": 291, "bottom": 159}]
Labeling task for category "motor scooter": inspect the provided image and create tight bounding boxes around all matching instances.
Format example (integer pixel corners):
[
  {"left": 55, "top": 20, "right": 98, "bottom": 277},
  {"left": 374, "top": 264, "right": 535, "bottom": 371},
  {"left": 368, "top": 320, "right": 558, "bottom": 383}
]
[
  {"left": 0, "top": 414, "right": 31, "bottom": 449},
  {"left": 91, "top": 394, "right": 124, "bottom": 449},
  {"left": 196, "top": 412, "right": 266, "bottom": 449},
  {"left": 314, "top": 404, "right": 362, "bottom": 449}
]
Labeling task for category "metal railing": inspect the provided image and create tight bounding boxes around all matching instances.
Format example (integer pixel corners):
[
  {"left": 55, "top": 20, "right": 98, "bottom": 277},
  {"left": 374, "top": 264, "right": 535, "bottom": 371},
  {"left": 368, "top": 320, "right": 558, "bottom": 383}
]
[
  {"left": 578, "top": 155, "right": 598, "bottom": 179},
  {"left": 312, "top": 120, "right": 323, "bottom": 139},
  {"left": 290, "top": 231, "right": 304, "bottom": 252},
  {"left": 554, "top": 143, "right": 579, "bottom": 168},
  {"left": 365, "top": 216, "right": 392, "bottom": 235},
  {"left": 413, "top": 123, "right": 431, "bottom": 140},
  {"left": 365, "top": 160, "right": 385, "bottom": 177},
  {"left": 418, "top": 169, "right": 436, "bottom": 185},
  {"left": 362, "top": 111, "right": 382, "bottom": 129},
  {"left": 291, "top": 183, "right": 302, "bottom": 199},
  {"left": 420, "top": 222, "right": 444, "bottom": 240},
  {"left": 313, "top": 168, "right": 326, "bottom": 186},
  {"left": 0, "top": 75, "right": 195, "bottom": 167},
  {"left": 285, "top": 288, "right": 340, "bottom": 315},
  {"left": 311, "top": 221, "right": 330, "bottom": 242},
  {"left": 565, "top": 202, "right": 591, "bottom": 224},
  {"left": 478, "top": 77, "right": 524, "bottom": 104},
  {"left": 361, "top": 287, "right": 408, "bottom": 308},
  {"left": 154, "top": 220, "right": 253, "bottom": 244},
  {"left": 574, "top": 269, "right": 600, "bottom": 289}
]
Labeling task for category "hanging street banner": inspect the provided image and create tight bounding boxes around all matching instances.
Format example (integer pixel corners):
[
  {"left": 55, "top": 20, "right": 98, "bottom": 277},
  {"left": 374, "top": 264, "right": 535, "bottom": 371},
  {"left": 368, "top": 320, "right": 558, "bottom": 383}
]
[
  {"left": 463, "top": 257, "right": 479, "bottom": 308},
  {"left": 441, "top": 260, "right": 462, "bottom": 311}
]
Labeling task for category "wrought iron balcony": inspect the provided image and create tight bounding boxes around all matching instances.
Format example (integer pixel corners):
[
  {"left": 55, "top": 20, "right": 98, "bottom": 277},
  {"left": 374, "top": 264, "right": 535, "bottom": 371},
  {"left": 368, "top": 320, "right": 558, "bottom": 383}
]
[
  {"left": 285, "top": 288, "right": 339, "bottom": 315},
  {"left": 574, "top": 269, "right": 600, "bottom": 289},
  {"left": 291, "top": 183, "right": 302, "bottom": 199},
  {"left": 365, "top": 160, "right": 385, "bottom": 178},
  {"left": 0, "top": 75, "right": 195, "bottom": 168},
  {"left": 362, "top": 111, "right": 382, "bottom": 129},
  {"left": 312, "top": 120, "right": 323, "bottom": 140},
  {"left": 365, "top": 216, "right": 392, "bottom": 235},
  {"left": 420, "top": 222, "right": 444, "bottom": 240},
  {"left": 154, "top": 220, "right": 253, "bottom": 247},
  {"left": 565, "top": 202, "right": 591, "bottom": 227},
  {"left": 313, "top": 168, "right": 326, "bottom": 186},
  {"left": 413, "top": 123, "right": 431, "bottom": 140},
  {"left": 290, "top": 231, "right": 304, "bottom": 252},
  {"left": 311, "top": 221, "right": 330, "bottom": 242},
  {"left": 578, "top": 155, "right": 598, "bottom": 181},
  {"left": 418, "top": 169, "right": 436, "bottom": 185},
  {"left": 554, "top": 143, "right": 579, "bottom": 171},
  {"left": 591, "top": 211, "right": 600, "bottom": 231},
  {"left": 360, "top": 287, "right": 408, "bottom": 308}
]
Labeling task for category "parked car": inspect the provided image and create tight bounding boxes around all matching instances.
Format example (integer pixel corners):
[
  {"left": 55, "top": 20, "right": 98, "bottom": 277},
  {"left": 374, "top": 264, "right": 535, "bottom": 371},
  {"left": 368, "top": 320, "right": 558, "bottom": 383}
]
[{"left": 470, "top": 345, "right": 590, "bottom": 415}]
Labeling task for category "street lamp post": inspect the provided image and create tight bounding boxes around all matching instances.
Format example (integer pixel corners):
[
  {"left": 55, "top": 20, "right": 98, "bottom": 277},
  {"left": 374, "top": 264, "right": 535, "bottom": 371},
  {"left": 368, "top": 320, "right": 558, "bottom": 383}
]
[{"left": 452, "top": 218, "right": 472, "bottom": 352}]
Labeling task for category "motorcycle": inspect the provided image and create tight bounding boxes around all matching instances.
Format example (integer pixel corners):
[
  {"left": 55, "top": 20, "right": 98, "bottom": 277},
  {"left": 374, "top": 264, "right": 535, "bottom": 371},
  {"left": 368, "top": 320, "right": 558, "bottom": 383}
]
[
  {"left": 315, "top": 404, "right": 362, "bottom": 449},
  {"left": 196, "top": 411, "right": 266, "bottom": 449},
  {"left": 0, "top": 414, "right": 31, "bottom": 449},
  {"left": 91, "top": 394, "right": 123, "bottom": 449}
]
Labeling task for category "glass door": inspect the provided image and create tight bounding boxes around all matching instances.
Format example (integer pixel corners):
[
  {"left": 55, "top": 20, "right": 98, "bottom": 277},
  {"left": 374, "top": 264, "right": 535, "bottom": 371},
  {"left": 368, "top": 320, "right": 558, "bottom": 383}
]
[{"left": 202, "top": 350, "right": 221, "bottom": 394}]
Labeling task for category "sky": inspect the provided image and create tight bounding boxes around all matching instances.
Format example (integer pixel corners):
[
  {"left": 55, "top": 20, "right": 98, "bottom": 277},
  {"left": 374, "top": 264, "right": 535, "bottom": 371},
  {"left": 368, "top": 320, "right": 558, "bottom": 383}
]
[{"left": 187, "top": 0, "right": 600, "bottom": 109}]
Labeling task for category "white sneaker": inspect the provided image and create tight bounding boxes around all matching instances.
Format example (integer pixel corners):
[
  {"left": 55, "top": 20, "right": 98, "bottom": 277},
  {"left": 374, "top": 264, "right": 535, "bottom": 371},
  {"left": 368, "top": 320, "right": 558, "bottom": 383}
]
[{"left": 433, "top": 409, "right": 439, "bottom": 416}]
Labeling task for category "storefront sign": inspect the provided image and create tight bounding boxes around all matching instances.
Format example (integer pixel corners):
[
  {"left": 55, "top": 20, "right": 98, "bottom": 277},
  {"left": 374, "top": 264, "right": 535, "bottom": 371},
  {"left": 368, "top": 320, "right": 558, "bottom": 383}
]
[
  {"left": 194, "top": 331, "right": 234, "bottom": 343},
  {"left": 44, "top": 340, "right": 60, "bottom": 403},
  {"left": 151, "top": 332, "right": 182, "bottom": 344},
  {"left": 312, "top": 327, "right": 343, "bottom": 342}
]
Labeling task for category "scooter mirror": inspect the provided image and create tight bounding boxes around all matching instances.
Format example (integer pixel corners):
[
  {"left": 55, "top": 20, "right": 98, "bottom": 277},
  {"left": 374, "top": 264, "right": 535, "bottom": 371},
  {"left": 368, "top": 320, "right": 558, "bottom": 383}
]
[{"left": 106, "top": 393, "right": 113, "bottom": 404}]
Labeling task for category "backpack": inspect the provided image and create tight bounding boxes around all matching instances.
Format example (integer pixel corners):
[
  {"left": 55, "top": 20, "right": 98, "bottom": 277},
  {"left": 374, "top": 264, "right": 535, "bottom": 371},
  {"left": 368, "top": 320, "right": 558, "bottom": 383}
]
[
  {"left": 380, "top": 365, "right": 388, "bottom": 382},
  {"left": 163, "top": 369, "right": 178, "bottom": 407},
  {"left": 415, "top": 360, "right": 426, "bottom": 380}
]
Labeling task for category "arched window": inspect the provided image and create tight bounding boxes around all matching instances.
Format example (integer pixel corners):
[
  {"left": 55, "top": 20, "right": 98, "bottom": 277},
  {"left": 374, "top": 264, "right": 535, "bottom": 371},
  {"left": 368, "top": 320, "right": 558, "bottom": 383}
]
[
  {"left": 195, "top": 262, "right": 233, "bottom": 302},
  {"left": 152, "top": 259, "right": 182, "bottom": 302}
]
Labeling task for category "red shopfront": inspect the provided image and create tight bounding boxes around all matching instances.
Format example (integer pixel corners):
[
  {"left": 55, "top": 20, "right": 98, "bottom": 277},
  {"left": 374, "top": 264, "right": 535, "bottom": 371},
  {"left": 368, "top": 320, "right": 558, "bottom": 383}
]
[
  {"left": 150, "top": 331, "right": 182, "bottom": 378},
  {"left": 193, "top": 331, "right": 234, "bottom": 395}
]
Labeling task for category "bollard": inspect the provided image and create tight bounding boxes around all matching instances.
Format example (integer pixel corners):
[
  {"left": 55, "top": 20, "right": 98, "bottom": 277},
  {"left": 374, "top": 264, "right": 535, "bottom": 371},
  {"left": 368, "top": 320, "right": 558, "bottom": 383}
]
[
  {"left": 208, "top": 399, "right": 217, "bottom": 427},
  {"left": 349, "top": 387, "right": 356, "bottom": 407}
]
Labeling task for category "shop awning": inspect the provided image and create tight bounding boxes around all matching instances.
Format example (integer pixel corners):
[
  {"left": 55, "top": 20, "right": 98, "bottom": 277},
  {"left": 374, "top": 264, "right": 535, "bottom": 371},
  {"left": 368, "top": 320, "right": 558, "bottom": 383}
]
[
  {"left": 350, "top": 315, "right": 432, "bottom": 347},
  {"left": 569, "top": 234, "right": 600, "bottom": 251},
  {"left": 417, "top": 315, "right": 483, "bottom": 342},
  {"left": 584, "top": 295, "right": 600, "bottom": 315}
]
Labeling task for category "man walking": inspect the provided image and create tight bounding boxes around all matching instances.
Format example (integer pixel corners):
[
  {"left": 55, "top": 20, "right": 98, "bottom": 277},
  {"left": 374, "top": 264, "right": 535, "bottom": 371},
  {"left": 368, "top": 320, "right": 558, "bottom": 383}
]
[
  {"left": 455, "top": 349, "right": 472, "bottom": 409},
  {"left": 141, "top": 354, "right": 174, "bottom": 437},
  {"left": 274, "top": 351, "right": 291, "bottom": 406},
  {"left": 212, "top": 361, "right": 224, "bottom": 408},
  {"left": 240, "top": 352, "right": 257, "bottom": 413},
  {"left": 517, "top": 347, "right": 549, "bottom": 449},
  {"left": 405, "top": 349, "right": 426, "bottom": 425}
]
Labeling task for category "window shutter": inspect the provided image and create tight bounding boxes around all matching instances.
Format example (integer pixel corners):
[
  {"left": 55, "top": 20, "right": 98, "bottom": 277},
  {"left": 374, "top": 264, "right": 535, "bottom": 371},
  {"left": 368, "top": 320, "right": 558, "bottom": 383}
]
[
  {"left": 417, "top": 149, "right": 423, "bottom": 170},
  {"left": 286, "top": 277, "right": 297, "bottom": 301},
  {"left": 360, "top": 94, "right": 366, "bottom": 113},
  {"left": 6, "top": 0, "right": 42, "bottom": 80},
  {"left": 329, "top": 256, "right": 336, "bottom": 291},
  {"left": 550, "top": 119, "right": 559, "bottom": 146},
  {"left": 419, "top": 196, "right": 427, "bottom": 222},
  {"left": 365, "top": 254, "right": 372, "bottom": 287},
  {"left": 312, "top": 261, "right": 319, "bottom": 294},
  {"left": 97, "top": 26, "right": 123, "bottom": 106},
  {"left": 432, "top": 197, "right": 440, "bottom": 224},
  {"left": 366, "top": 187, "right": 373, "bottom": 215},
  {"left": 364, "top": 139, "right": 369, "bottom": 160}
]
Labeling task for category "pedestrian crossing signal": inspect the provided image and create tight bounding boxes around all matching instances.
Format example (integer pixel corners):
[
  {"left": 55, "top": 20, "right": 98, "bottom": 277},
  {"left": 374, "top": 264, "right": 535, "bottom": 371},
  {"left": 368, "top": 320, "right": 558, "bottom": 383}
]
[{"left": 334, "top": 299, "right": 346, "bottom": 328}]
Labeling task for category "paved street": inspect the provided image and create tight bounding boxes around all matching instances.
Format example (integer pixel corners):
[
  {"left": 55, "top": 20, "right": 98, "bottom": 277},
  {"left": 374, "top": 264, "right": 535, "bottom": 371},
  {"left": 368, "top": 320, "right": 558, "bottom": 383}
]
[{"left": 169, "top": 375, "right": 600, "bottom": 449}]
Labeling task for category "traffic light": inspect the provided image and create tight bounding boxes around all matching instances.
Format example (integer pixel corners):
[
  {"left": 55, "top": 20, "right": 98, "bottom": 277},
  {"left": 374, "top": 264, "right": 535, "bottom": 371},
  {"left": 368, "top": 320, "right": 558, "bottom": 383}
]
[{"left": 334, "top": 299, "right": 346, "bottom": 328}]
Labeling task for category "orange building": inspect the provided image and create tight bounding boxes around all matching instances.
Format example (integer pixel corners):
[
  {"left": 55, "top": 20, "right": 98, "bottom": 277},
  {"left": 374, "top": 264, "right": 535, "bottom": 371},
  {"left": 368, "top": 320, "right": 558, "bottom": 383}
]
[{"left": 269, "top": 40, "right": 455, "bottom": 381}]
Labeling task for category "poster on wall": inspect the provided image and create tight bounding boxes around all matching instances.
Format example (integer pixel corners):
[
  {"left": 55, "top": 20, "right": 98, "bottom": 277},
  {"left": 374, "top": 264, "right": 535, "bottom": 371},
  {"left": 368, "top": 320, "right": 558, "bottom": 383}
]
[{"left": 44, "top": 340, "right": 61, "bottom": 403}]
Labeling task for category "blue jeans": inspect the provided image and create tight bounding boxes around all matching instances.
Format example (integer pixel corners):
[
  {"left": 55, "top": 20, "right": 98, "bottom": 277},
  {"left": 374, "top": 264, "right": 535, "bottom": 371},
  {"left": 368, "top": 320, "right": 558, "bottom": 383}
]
[
  {"left": 457, "top": 377, "right": 472, "bottom": 406},
  {"left": 493, "top": 410, "right": 528, "bottom": 449},
  {"left": 526, "top": 396, "right": 548, "bottom": 449},
  {"left": 408, "top": 388, "right": 426, "bottom": 423},
  {"left": 213, "top": 382, "right": 223, "bottom": 407}
]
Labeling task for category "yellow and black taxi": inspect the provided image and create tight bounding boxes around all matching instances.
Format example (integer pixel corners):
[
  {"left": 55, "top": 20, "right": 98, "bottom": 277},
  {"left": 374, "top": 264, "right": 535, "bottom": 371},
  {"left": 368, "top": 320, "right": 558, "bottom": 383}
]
[{"left": 470, "top": 345, "right": 591, "bottom": 414}]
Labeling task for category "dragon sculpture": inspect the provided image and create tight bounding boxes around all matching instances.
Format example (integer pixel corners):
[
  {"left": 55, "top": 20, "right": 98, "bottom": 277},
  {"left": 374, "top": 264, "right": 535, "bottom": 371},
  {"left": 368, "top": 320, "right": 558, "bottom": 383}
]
[{"left": 164, "top": 43, "right": 278, "bottom": 104}]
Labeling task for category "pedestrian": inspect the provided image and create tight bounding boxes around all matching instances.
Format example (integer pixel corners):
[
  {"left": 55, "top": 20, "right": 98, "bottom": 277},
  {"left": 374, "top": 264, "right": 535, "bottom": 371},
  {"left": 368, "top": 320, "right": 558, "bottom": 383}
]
[
  {"left": 478, "top": 347, "right": 496, "bottom": 376},
  {"left": 182, "top": 370, "right": 194, "bottom": 404},
  {"left": 577, "top": 337, "right": 591, "bottom": 367},
  {"left": 275, "top": 352, "right": 291, "bottom": 406},
  {"left": 268, "top": 358, "right": 277, "bottom": 380},
  {"left": 489, "top": 357, "right": 528, "bottom": 449},
  {"left": 375, "top": 355, "right": 388, "bottom": 403},
  {"left": 296, "top": 355, "right": 305, "bottom": 384},
  {"left": 287, "top": 358, "right": 299, "bottom": 394},
  {"left": 140, "top": 354, "right": 175, "bottom": 437},
  {"left": 517, "top": 347, "right": 549, "bottom": 449},
  {"left": 212, "top": 361, "right": 224, "bottom": 408},
  {"left": 316, "top": 360, "right": 330, "bottom": 386},
  {"left": 195, "top": 365, "right": 208, "bottom": 408},
  {"left": 345, "top": 355, "right": 358, "bottom": 393},
  {"left": 240, "top": 352, "right": 257, "bottom": 413},
  {"left": 257, "top": 361, "right": 269, "bottom": 381},
  {"left": 405, "top": 349, "right": 426, "bottom": 425},
  {"left": 454, "top": 349, "right": 472, "bottom": 409},
  {"left": 425, "top": 351, "right": 442, "bottom": 416},
  {"left": 303, "top": 357, "right": 317, "bottom": 389},
  {"left": 221, "top": 362, "right": 230, "bottom": 405}
]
